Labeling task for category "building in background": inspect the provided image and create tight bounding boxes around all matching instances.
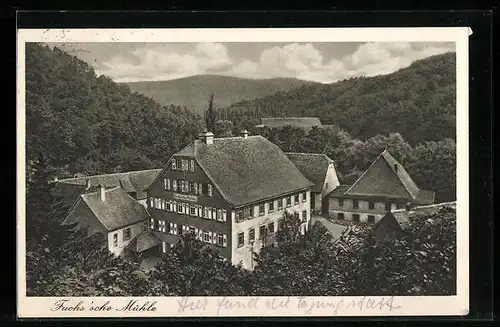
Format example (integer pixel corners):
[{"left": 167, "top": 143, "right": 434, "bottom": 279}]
[
  {"left": 146, "top": 130, "right": 314, "bottom": 270},
  {"left": 286, "top": 152, "right": 340, "bottom": 214},
  {"left": 53, "top": 169, "right": 161, "bottom": 210},
  {"left": 327, "top": 150, "right": 435, "bottom": 224},
  {"left": 61, "top": 185, "right": 151, "bottom": 256},
  {"left": 255, "top": 117, "right": 322, "bottom": 133},
  {"left": 371, "top": 201, "right": 456, "bottom": 244}
]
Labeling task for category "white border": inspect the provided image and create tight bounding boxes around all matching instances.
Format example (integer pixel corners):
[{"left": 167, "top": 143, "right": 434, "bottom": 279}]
[{"left": 16, "top": 27, "right": 470, "bottom": 318}]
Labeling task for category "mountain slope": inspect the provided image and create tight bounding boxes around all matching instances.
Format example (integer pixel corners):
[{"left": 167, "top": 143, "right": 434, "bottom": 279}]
[
  {"left": 124, "top": 75, "right": 317, "bottom": 114},
  {"left": 222, "top": 52, "right": 456, "bottom": 145},
  {"left": 26, "top": 43, "right": 202, "bottom": 179}
]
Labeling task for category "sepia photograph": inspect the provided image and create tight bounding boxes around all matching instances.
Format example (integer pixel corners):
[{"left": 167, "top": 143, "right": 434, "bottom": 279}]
[{"left": 17, "top": 28, "right": 469, "bottom": 317}]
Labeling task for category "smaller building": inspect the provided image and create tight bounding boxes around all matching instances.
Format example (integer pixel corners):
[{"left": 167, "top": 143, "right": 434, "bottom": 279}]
[
  {"left": 61, "top": 185, "right": 151, "bottom": 257},
  {"left": 286, "top": 153, "right": 340, "bottom": 214},
  {"left": 371, "top": 201, "right": 456, "bottom": 244},
  {"left": 312, "top": 216, "right": 347, "bottom": 241},
  {"left": 328, "top": 150, "right": 435, "bottom": 225},
  {"left": 256, "top": 117, "right": 322, "bottom": 133}
]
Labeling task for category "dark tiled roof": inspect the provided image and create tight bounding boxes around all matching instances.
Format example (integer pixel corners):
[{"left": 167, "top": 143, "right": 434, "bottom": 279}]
[
  {"left": 57, "top": 169, "right": 161, "bottom": 196},
  {"left": 259, "top": 117, "right": 322, "bottom": 131},
  {"left": 312, "top": 217, "right": 348, "bottom": 240},
  {"left": 343, "top": 150, "right": 434, "bottom": 205},
  {"left": 78, "top": 187, "right": 150, "bottom": 231},
  {"left": 327, "top": 184, "right": 351, "bottom": 198},
  {"left": 286, "top": 153, "right": 334, "bottom": 193},
  {"left": 167, "top": 136, "right": 314, "bottom": 207}
]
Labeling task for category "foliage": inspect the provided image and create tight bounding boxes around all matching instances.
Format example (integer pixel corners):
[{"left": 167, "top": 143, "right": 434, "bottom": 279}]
[
  {"left": 26, "top": 43, "right": 202, "bottom": 179},
  {"left": 204, "top": 93, "right": 217, "bottom": 132},
  {"left": 150, "top": 233, "right": 249, "bottom": 296},
  {"left": 222, "top": 52, "right": 456, "bottom": 145},
  {"left": 214, "top": 120, "right": 234, "bottom": 137}
]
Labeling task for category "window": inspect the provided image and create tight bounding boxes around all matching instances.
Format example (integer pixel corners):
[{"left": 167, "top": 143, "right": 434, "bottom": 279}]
[
  {"left": 203, "top": 231, "right": 211, "bottom": 243},
  {"left": 294, "top": 212, "right": 300, "bottom": 220},
  {"left": 172, "top": 180, "right": 177, "bottom": 191},
  {"left": 149, "top": 197, "right": 153, "bottom": 208},
  {"left": 353, "top": 214, "right": 360, "bottom": 222},
  {"left": 217, "top": 233, "right": 224, "bottom": 246},
  {"left": 268, "top": 222, "right": 275, "bottom": 234},
  {"left": 217, "top": 209, "right": 222, "bottom": 221},
  {"left": 338, "top": 198, "right": 344, "bottom": 207},
  {"left": 396, "top": 203, "right": 403, "bottom": 209},
  {"left": 203, "top": 207, "right": 209, "bottom": 219},
  {"left": 286, "top": 197, "right": 292, "bottom": 207},
  {"left": 278, "top": 199, "right": 283, "bottom": 210},
  {"left": 259, "top": 204, "right": 265, "bottom": 216},
  {"left": 259, "top": 225, "right": 267, "bottom": 239},
  {"left": 141, "top": 222, "right": 148, "bottom": 233},
  {"left": 353, "top": 200, "right": 359, "bottom": 209},
  {"left": 190, "top": 159, "right": 195, "bottom": 172},
  {"left": 177, "top": 224, "right": 183, "bottom": 235},
  {"left": 368, "top": 201, "right": 375, "bottom": 210},
  {"left": 181, "top": 159, "right": 189, "bottom": 171},
  {"left": 294, "top": 194, "right": 299, "bottom": 204},
  {"left": 248, "top": 206, "right": 254, "bottom": 218},
  {"left": 212, "top": 208, "right": 217, "bottom": 220},
  {"left": 178, "top": 202, "right": 184, "bottom": 214},
  {"left": 190, "top": 205, "right": 197, "bottom": 216},
  {"left": 113, "top": 233, "right": 118, "bottom": 247},
  {"left": 249, "top": 228, "right": 255, "bottom": 242},
  {"left": 150, "top": 218, "right": 154, "bottom": 230},
  {"left": 163, "top": 178, "right": 167, "bottom": 190},
  {"left": 385, "top": 203, "right": 391, "bottom": 211},
  {"left": 222, "top": 209, "right": 227, "bottom": 222},
  {"left": 208, "top": 184, "right": 212, "bottom": 197},
  {"left": 166, "top": 178, "right": 171, "bottom": 190},
  {"left": 302, "top": 191, "right": 307, "bottom": 202},
  {"left": 190, "top": 182, "right": 196, "bottom": 194},
  {"left": 198, "top": 183, "right": 203, "bottom": 195},
  {"left": 337, "top": 212, "right": 344, "bottom": 220},
  {"left": 237, "top": 233, "right": 244, "bottom": 247},
  {"left": 278, "top": 219, "right": 284, "bottom": 229},
  {"left": 172, "top": 159, "right": 177, "bottom": 170},
  {"left": 268, "top": 201, "right": 274, "bottom": 212},
  {"left": 302, "top": 210, "right": 307, "bottom": 222},
  {"left": 166, "top": 201, "right": 172, "bottom": 211},
  {"left": 123, "top": 228, "right": 131, "bottom": 241},
  {"left": 368, "top": 215, "right": 375, "bottom": 223}
]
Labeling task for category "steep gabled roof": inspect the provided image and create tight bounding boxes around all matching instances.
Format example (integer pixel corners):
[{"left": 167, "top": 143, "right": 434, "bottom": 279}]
[
  {"left": 286, "top": 153, "right": 334, "bottom": 193},
  {"left": 343, "top": 150, "right": 434, "bottom": 204},
  {"left": 57, "top": 169, "right": 161, "bottom": 195},
  {"left": 160, "top": 135, "right": 314, "bottom": 207},
  {"left": 64, "top": 187, "right": 150, "bottom": 231},
  {"left": 259, "top": 117, "right": 322, "bottom": 131},
  {"left": 125, "top": 231, "right": 162, "bottom": 253}
]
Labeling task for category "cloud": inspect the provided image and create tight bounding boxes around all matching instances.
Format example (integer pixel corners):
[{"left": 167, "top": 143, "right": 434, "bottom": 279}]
[
  {"left": 98, "top": 42, "right": 232, "bottom": 82},
  {"left": 92, "top": 41, "right": 455, "bottom": 83},
  {"left": 228, "top": 42, "right": 455, "bottom": 83}
]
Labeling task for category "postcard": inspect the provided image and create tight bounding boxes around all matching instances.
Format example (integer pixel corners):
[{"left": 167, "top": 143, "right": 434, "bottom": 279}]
[{"left": 17, "top": 27, "right": 470, "bottom": 318}]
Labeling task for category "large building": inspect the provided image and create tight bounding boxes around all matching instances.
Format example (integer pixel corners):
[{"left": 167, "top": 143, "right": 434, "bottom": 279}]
[
  {"left": 146, "top": 130, "right": 314, "bottom": 270},
  {"left": 61, "top": 185, "right": 151, "bottom": 256},
  {"left": 327, "top": 150, "right": 435, "bottom": 224},
  {"left": 53, "top": 169, "right": 161, "bottom": 209},
  {"left": 286, "top": 152, "right": 340, "bottom": 214}
]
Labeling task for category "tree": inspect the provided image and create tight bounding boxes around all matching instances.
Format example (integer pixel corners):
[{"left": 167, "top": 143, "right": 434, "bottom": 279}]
[
  {"left": 150, "top": 233, "right": 249, "bottom": 296},
  {"left": 214, "top": 120, "right": 234, "bottom": 137},
  {"left": 204, "top": 93, "right": 217, "bottom": 132}
]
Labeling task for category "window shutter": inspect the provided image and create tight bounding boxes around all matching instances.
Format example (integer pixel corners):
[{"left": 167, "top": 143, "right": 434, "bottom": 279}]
[
  {"left": 222, "top": 210, "right": 227, "bottom": 222},
  {"left": 212, "top": 233, "right": 217, "bottom": 244},
  {"left": 208, "top": 231, "right": 212, "bottom": 243},
  {"left": 167, "top": 179, "right": 171, "bottom": 190},
  {"left": 173, "top": 223, "right": 178, "bottom": 235},
  {"left": 208, "top": 184, "right": 212, "bottom": 196},
  {"left": 169, "top": 223, "right": 174, "bottom": 234},
  {"left": 223, "top": 234, "right": 227, "bottom": 247}
]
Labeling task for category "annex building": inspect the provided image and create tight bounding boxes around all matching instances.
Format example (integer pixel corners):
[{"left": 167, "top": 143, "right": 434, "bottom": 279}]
[
  {"left": 327, "top": 150, "right": 435, "bottom": 224},
  {"left": 146, "top": 129, "right": 314, "bottom": 270}
]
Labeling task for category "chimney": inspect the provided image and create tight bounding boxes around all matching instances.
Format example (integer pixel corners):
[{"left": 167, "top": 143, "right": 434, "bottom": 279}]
[
  {"left": 98, "top": 184, "right": 105, "bottom": 202},
  {"left": 85, "top": 179, "right": 91, "bottom": 191},
  {"left": 199, "top": 129, "right": 214, "bottom": 145},
  {"left": 394, "top": 164, "right": 398, "bottom": 172},
  {"left": 241, "top": 129, "right": 249, "bottom": 139},
  {"left": 405, "top": 202, "right": 412, "bottom": 211}
]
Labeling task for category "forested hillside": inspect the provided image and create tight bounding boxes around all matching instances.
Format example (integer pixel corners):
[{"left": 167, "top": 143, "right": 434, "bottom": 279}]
[
  {"left": 26, "top": 43, "right": 203, "bottom": 181},
  {"left": 221, "top": 52, "right": 456, "bottom": 145},
  {"left": 124, "top": 75, "right": 316, "bottom": 115}
]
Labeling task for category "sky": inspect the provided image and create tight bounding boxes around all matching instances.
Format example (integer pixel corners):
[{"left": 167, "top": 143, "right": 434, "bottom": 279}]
[{"left": 50, "top": 42, "right": 456, "bottom": 84}]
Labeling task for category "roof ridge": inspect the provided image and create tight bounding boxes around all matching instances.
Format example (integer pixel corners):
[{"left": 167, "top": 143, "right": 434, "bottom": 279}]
[
  {"left": 58, "top": 168, "right": 162, "bottom": 181},
  {"left": 380, "top": 151, "right": 417, "bottom": 199},
  {"left": 82, "top": 186, "right": 122, "bottom": 197}
]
